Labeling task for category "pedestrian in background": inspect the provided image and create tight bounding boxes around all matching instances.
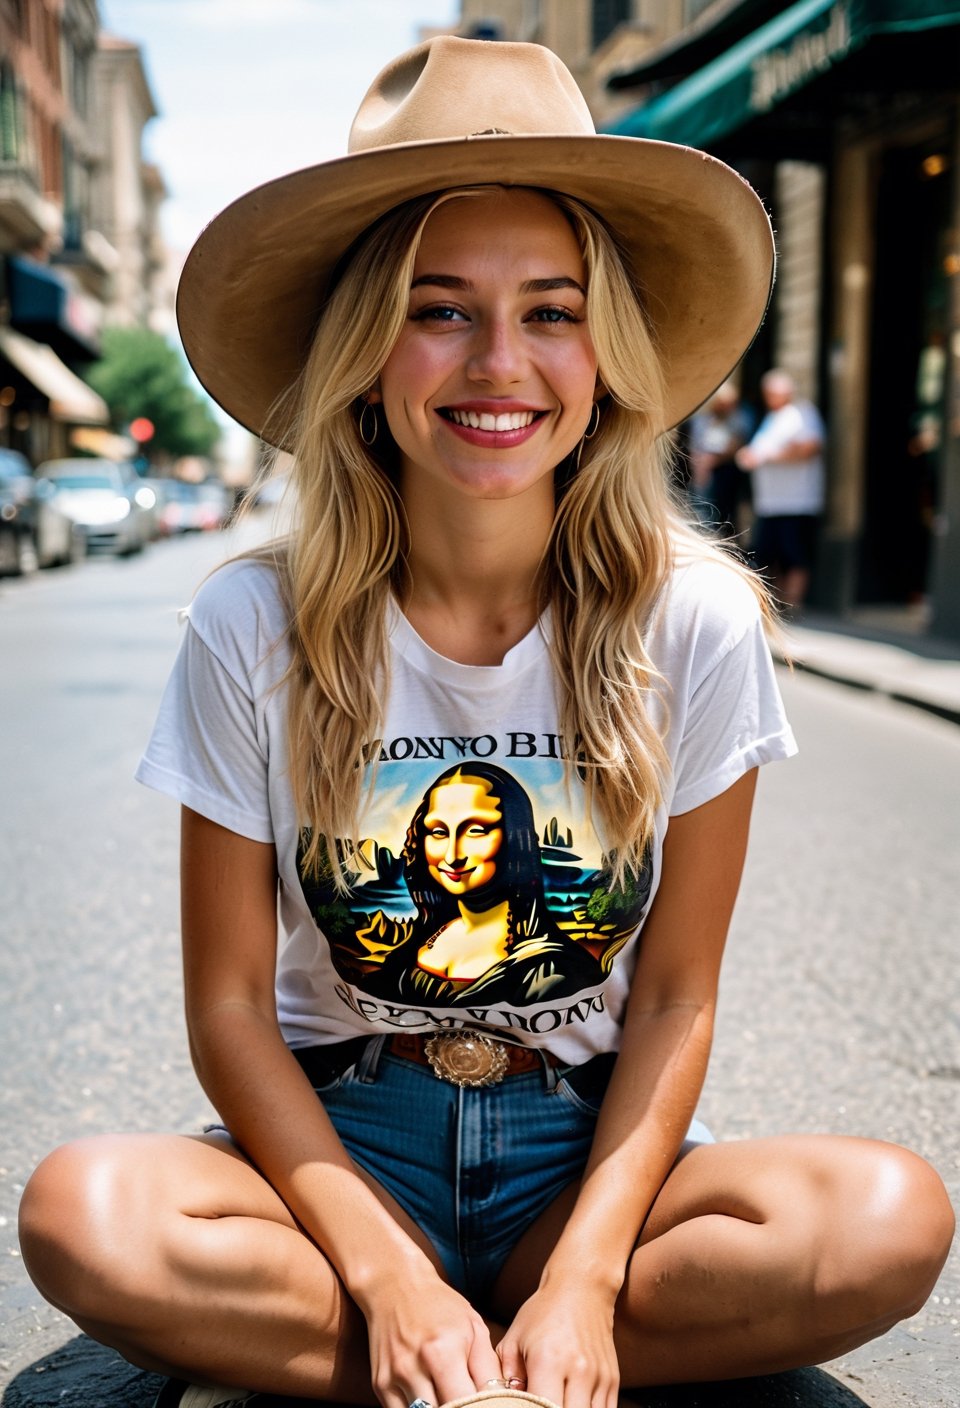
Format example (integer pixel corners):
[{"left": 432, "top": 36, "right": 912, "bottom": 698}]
[
  {"left": 736, "top": 368, "right": 826, "bottom": 611},
  {"left": 18, "top": 35, "right": 953, "bottom": 1408},
  {"left": 685, "top": 379, "right": 754, "bottom": 532}
]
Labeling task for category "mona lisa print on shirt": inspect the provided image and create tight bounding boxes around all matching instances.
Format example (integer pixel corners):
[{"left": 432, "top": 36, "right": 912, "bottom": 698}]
[{"left": 298, "top": 755, "right": 653, "bottom": 1012}]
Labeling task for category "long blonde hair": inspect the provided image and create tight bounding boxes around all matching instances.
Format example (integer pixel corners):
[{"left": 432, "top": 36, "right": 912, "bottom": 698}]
[{"left": 251, "top": 185, "right": 774, "bottom": 888}]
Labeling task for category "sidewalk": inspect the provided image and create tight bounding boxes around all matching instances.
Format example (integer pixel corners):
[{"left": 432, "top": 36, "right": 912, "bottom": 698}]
[{"left": 778, "top": 611, "right": 960, "bottom": 726}]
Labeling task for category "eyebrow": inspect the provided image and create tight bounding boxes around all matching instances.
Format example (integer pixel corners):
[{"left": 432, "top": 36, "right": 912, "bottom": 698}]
[{"left": 411, "top": 274, "right": 586, "bottom": 295}]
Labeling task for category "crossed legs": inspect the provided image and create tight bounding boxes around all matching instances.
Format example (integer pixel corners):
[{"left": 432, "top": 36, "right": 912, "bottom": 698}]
[
  {"left": 493, "top": 1134, "right": 954, "bottom": 1385},
  {"left": 18, "top": 1130, "right": 954, "bottom": 1398}
]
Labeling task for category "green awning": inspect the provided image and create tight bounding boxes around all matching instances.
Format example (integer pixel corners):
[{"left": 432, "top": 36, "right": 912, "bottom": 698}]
[{"left": 606, "top": 0, "right": 960, "bottom": 149}]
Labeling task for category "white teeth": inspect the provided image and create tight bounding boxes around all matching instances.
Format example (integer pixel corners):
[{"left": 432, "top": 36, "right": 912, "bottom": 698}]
[{"left": 447, "top": 408, "right": 536, "bottom": 431}]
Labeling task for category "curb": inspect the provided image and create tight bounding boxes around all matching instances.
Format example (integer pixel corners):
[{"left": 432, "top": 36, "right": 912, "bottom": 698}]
[{"left": 776, "top": 629, "right": 960, "bottom": 728}]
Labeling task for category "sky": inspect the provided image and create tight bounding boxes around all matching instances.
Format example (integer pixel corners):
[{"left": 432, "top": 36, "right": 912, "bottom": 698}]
[{"left": 100, "top": 0, "right": 461, "bottom": 258}]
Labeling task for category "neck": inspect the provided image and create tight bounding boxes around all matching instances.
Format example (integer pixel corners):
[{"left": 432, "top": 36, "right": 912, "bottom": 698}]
[
  {"left": 458, "top": 897, "right": 510, "bottom": 931},
  {"left": 399, "top": 474, "right": 556, "bottom": 664}
]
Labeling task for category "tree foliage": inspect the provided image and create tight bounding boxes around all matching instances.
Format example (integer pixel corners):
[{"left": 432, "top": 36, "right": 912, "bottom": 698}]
[{"left": 84, "top": 327, "right": 221, "bottom": 459}]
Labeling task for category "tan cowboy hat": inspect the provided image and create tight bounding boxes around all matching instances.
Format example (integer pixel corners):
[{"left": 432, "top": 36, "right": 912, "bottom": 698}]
[{"left": 177, "top": 35, "right": 775, "bottom": 447}]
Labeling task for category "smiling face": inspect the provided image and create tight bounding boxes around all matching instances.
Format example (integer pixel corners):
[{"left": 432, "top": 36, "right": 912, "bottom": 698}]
[
  {"left": 373, "top": 187, "right": 599, "bottom": 505},
  {"left": 423, "top": 774, "right": 504, "bottom": 896}
]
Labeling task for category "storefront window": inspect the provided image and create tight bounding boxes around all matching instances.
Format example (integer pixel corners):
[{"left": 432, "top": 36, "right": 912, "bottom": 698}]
[{"left": 592, "top": 0, "right": 631, "bottom": 49}]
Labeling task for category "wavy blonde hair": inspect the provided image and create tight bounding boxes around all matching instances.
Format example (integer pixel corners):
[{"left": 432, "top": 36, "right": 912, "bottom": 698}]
[{"left": 249, "top": 185, "right": 774, "bottom": 889}]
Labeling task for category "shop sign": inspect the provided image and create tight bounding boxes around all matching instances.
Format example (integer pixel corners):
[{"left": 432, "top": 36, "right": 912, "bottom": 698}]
[
  {"left": 750, "top": 2, "right": 851, "bottom": 114},
  {"left": 65, "top": 287, "right": 100, "bottom": 342}
]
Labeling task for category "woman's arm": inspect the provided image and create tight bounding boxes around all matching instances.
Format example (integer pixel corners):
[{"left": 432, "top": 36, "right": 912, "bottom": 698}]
[
  {"left": 180, "top": 806, "right": 501, "bottom": 1407},
  {"left": 498, "top": 768, "right": 758, "bottom": 1407}
]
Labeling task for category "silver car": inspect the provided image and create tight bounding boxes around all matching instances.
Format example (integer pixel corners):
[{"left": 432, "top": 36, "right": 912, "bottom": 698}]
[{"left": 36, "top": 458, "right": 152, "bottom": 557}]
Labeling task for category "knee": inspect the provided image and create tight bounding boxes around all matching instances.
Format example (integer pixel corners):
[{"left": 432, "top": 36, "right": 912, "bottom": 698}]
[
  {"left": 19, "top": 1137, "right": 157, "bottom": 1320},
  {"left": 20, "top": 1141, "right": 89, "bottom": 1270},
  {"left": 824, "top": 1140, "right": 955, "bottom": 1322},
  {"left": 867, "top": 1143, "right": 955, "bottom": 1313}
]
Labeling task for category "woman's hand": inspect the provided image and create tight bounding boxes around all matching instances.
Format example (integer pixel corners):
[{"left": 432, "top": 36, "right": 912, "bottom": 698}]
[
  {"left": 497, "top": 1281, "right": 620, "bottom": 1408},
  {"left": 359, "top": 1262, "right": 503, "bottom": 1408}
]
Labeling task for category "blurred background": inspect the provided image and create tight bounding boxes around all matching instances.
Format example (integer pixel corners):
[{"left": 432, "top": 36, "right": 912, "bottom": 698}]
[{"left": 1, "top": 0, "right": 960, "bottom": 635}]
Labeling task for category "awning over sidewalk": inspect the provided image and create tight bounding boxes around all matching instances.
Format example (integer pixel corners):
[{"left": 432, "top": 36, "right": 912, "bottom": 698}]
[
  {"left": 6, "top": 254, "right": 101, "bottom": 361},
  {"left": 70, "top": 426, "right": 136, "bottom": 459},
  {"left": 0, "top": 325, "right": 109, "bottom": 425},
  {"left": 606, "top": 0, "right": 960, "bottom": 149}
]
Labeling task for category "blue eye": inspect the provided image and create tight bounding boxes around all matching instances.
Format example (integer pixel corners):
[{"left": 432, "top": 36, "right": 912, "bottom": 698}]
[
  {"left": 412, "top": 305, "right": 466, "bottom": 323},
  {"left": 531, "top": 306, "right": 578, "bottom": 324}
]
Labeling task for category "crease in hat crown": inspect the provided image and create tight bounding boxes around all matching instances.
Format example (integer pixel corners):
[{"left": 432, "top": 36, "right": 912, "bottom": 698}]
[{"left": 348, "top": 35, "right": 596, "bottom": 151}]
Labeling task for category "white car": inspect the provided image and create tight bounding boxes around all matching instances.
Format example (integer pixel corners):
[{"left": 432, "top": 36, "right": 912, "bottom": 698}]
[{"left": 36, "top": 459, "right": 152, "bottom": 557}]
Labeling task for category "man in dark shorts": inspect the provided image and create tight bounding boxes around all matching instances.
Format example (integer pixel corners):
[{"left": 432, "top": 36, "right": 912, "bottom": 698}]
[{"left": 737, "top": 369, "right": 825, "bottom": 609}]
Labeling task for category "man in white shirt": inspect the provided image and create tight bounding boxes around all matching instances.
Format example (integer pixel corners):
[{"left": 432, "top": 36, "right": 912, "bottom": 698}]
[{"left": 737, "top": 369, "right": 825, "bottom": 609}]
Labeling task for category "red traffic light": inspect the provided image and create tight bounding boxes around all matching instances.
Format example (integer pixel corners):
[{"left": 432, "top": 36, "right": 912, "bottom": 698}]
[{"left": 129, "top": 417, "right": 155, "bottom": 443}]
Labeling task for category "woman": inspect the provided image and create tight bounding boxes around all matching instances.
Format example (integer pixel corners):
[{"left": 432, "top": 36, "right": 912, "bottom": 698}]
[{"left": 19, "top": 35, "right": 953, "bottom": 1408}]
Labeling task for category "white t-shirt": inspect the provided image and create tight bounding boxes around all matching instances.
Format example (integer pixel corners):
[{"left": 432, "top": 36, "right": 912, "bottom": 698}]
[
  {"left": 749, "top": 401, "right": 826, "bottom": 516},
  {"left": 136, "top": 554, "right": 796, "bottom": 1064}
]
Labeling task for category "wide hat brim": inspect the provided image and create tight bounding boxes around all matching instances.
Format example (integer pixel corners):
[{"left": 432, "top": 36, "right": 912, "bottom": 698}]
[{"left": 177, "top": 133, "right": 774, "bottom": 448}]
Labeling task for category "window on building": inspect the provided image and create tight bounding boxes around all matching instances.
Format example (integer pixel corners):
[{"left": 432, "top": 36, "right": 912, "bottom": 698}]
[
  {"left": 0, "top": 63, "right": 20, "bottom": 163},
  {"left": 62, "top": 133, "right": 82, "bottom": 251},
  {"left": 464, "top": 19, "right": 504, "bottom": 40},
  {"left": 592, "top": 0, "right": 632, "bottom": 49}
]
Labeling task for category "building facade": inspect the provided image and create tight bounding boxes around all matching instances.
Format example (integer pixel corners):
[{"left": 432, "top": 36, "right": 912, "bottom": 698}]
[
  {"left": 606, "top": 0, "right": 960, "bottom": 642},
  {"left": 90, "top": 33, "right": 172, "bottom": 334},
  {"left": 0, "top": 0, "right": 171, "bottom": 464},
  {"left": 0, "top": 0, "right": 108, "bottom": 460}
]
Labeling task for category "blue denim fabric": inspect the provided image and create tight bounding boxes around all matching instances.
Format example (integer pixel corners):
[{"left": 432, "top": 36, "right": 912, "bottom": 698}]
[{"left": 303, "top": 1040, "right": 712, "bottom": 1305}]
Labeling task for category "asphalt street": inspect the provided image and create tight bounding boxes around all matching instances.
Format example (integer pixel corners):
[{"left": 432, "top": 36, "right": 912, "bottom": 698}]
[{"left": 0, "top": 525, "right": 957, "bottom": 1408}]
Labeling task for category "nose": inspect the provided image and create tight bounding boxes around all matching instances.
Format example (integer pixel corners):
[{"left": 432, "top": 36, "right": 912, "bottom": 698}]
[
  {"left": 467, "top": 316, "right": 527, "bottom": 386},
  {"left": 444, "top": 832, "right": 468, "bottom": 868}
]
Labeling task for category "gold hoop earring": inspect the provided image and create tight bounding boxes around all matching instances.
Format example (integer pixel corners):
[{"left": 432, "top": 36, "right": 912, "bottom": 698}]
[{"left": 359, "top": 401, "right": 379, "bottom": 446}]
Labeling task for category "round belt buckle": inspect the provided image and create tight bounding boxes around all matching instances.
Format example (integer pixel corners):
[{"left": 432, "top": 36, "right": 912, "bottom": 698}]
[{"left": 424, "top": 1031, "right": 510, "bottom": 1087}]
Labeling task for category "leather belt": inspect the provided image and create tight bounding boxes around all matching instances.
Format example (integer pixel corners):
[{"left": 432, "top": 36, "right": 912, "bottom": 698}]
[
  {"left": 292, "top": 1031, "right": 559, "bottom": 1092},
  {"left": 387, "top": 1031, "right": 557, "bottom": 1087}
]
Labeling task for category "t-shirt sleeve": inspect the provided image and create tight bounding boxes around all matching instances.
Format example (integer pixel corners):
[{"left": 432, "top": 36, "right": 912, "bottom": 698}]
[
  {"left": 668, "top": 587, "right": 797, "bottom": 817},
  {"left": 135, "top": 617, "right": 275, "bottom": 843}
]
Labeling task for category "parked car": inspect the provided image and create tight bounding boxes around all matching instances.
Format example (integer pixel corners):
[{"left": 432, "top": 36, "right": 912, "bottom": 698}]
[
  {"left": 158, "top": 479, "right": 231, "bottom": 535},
  {"left": 35, "top": 458, "right": 152, "bottom": 557},
  {"left": 138, "top": 478, "right": 170, "bottom": 541},
  {"left": 0, "top": 447, "right": 81, "bottom": 576}
]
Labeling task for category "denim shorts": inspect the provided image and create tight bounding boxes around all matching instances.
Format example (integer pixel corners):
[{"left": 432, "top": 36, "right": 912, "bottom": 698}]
[{"left": 290, "top": 1037, "right": 713, "bottom": 1306}]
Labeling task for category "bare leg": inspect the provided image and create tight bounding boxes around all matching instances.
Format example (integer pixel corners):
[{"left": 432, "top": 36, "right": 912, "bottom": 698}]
[
  {"left": 778, "top": 567, "right": 810, "bottom": 610},
  {"left": 491, "top": 1134, "right": 954, "bottom": 1386},
  {"left": 18, "top": 1131, "right": 450, "bottom": 1400}
]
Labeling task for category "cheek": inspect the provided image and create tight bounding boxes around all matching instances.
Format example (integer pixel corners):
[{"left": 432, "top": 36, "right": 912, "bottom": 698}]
[
  {"left": 483, "top": 829, "right": 504, "bottom": 861},
  {"left": 380, "top": 335, "right": 449, "bottom": 408},
  {"left": 567, "top": 343, "right": 600, "bottom": 399},
  {"left": 466, "top": 860, "right": 496, "bottom": 890}
]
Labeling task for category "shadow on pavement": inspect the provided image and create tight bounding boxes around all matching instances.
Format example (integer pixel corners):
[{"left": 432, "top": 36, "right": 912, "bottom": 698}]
[
  {"left": 1, "top": 1335, "right": 164, "bottom": 1406},
  {"left": 2, "top": 1337, "right": 873, "bottom": 1408},
  {"left": 624, "top": 1372, "right": 872, "bottom": 1406}
]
